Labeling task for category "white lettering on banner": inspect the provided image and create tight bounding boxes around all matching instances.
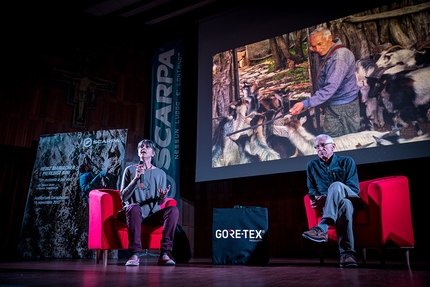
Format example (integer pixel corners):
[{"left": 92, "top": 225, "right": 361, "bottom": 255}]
[
  {"left": 154, "top": 48, "right": 175, "bottom": 171},
  {"left": 92, "top": 139, "right": 121, "bottom": 145},
  {"left": 156, "top": 144, "right": 171, "bottom": 170},
  {"left": 176, "top": 55, "right": 182, "bottom": 88},
  {"left": 39, "top": 165, "right": 76, "bottom": 177},
  {"left": 83, "top": 137, "right": 121, "bottom": 148},
  {"left": 155, "top": 105, "right": 172, "bottom": 128},
  {"left": 214, "top": 229, "right": 265, "bottom": 242},
  {"left": 156, "top": 84, "right": 172, "bottom": 104},
  {"left": 175, "top": 102, "right": 180, "bottom": 124},
  {"left": 174, "top": 128, "right": 180, "bottom": 160},
  {"left": 34, "top": 195, "right": 70, "bottom": 205},
  {"left": 158, "top": 65, "right": 173, "bottom": 82},
  {"left": 158, "top": 49, "right": 174, "bottom": 70}
]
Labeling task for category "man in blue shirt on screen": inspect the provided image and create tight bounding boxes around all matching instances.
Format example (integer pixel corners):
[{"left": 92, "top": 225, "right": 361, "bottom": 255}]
[{"left": 289, "top": 27, "right": 360, "bottom": 137}]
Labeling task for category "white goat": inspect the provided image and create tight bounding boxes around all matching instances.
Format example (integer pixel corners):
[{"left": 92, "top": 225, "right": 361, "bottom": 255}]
[
  {"left": 374, "top": 133, "right": 430, "bottom": 145},
  {"left": 356, "top": 57, "right": 385, "bottom": 129},
  {"left": 212, "top": 98, "right": 254, "bottom": 167},
  {"left": 272, "top": 116, "right": 395, "bottom": 156},
  {"left": 245, "top": 114, "right": 281, "bottom": 162},
  {"left": 375, "top": 46, "right": 417, "bottom": 69}
]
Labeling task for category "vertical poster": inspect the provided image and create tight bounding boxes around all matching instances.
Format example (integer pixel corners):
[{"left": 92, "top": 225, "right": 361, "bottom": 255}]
[
  {"left": 150, "top": 39, "right": 183, "bottom": 206},
  {"left": 18, "top": 129, "right": 127, "bottom": 259}
]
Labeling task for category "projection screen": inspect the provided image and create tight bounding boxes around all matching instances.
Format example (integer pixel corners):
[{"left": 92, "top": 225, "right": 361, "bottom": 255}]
[{"left": 196, "top": 1, "right": 430, "bottom": 182}]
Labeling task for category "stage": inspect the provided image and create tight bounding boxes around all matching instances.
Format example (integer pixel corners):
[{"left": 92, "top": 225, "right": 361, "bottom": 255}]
[{"left": 1, "top": 256, "right": 429, "bottom": 287}]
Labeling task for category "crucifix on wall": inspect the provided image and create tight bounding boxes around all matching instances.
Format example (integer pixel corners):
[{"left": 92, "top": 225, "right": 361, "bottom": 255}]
[{"left": 52, "top": 68, "right": 116, "bottom": 129}]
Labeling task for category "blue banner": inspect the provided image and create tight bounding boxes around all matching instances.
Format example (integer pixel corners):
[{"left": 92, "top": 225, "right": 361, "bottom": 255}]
[{"left": 150, "top": 39, "right": 183, "bottom": 207}]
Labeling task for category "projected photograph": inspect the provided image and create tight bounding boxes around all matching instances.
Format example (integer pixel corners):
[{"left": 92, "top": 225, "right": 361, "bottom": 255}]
[{"left": 211, "top": 2, "right": 430, "bottom": 168}]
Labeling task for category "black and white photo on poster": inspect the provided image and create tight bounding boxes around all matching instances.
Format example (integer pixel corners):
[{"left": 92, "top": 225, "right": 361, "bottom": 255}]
[{"left": 18, "top": 129, "right": 127, "bottom": 259}]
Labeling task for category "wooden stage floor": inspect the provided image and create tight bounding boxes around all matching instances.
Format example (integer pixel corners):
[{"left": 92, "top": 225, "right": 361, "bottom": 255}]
[{"left": 1, "top": 256, "right": 429, "bottom": 287}]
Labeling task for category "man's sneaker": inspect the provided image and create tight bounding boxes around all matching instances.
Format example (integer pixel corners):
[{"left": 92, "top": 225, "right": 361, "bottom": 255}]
[
  {"left": 158, "top": 251, "right": 175, "bottom": 266},
  {"left": 125, "top": 254, "right": 140, "bottom": 266},
  {"left": 340, "top": 253, "right": 358, "bottom": 268},
  {"left": 302, "top": 226, "right": 328, "bottom": 243}
]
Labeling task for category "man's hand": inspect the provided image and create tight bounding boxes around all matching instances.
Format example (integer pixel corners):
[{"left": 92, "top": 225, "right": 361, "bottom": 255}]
[
  {"left": 289, "top": 101, "right": 304, "bottom": 115},
  {"left": 310, "top": 195, "right": 326, "bottom": 210}
]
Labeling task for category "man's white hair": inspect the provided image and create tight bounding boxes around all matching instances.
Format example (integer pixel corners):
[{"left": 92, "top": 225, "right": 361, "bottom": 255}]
[
  {"left": 310, "top": 27, "right": 332, "bottom": 40},
  {"left": 315, "top": 133, "right": 334, "bottom": 144}
]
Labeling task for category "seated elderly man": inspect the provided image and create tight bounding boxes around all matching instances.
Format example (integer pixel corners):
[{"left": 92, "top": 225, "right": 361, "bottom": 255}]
[{"left": 301, "top": 134, "right": 360, "bottom": 268}]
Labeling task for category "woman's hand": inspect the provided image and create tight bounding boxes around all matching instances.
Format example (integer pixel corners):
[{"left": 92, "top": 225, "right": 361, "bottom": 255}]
[
  {"left": 134, "top": 164, "right": 145, "bottom": 182},
  {"left": 158, "top": 185, "right": 171, "bottom": 199}
]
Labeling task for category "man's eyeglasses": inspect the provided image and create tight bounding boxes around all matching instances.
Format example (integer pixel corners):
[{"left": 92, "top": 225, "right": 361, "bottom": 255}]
[{"left": 314, "top": 142, "right": 334, "bottom": 149}]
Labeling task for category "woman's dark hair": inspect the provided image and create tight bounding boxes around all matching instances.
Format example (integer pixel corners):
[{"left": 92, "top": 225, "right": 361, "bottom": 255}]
[{"left": 137, "top": 139, "right": 156, "bottom": 152}]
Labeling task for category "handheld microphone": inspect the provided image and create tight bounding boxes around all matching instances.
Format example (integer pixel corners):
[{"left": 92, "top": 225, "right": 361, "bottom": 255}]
[{"left": 138, "top": 161, "right": 144, "bottom": 188}]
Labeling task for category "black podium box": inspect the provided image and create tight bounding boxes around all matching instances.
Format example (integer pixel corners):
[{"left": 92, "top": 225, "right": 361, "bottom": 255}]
[{"left": 212, "top": 207, "right": 269, "bottom": 266}]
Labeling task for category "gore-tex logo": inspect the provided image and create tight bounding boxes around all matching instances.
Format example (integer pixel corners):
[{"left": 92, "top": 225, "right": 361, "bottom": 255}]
[{"left": 215, "top": 229, "right": 265, "bottom": 241}]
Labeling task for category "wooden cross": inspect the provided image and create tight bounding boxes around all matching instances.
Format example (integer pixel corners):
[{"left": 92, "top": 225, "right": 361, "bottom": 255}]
[{"left": 52, "top": 68, "right": 116, "bottom": 129}]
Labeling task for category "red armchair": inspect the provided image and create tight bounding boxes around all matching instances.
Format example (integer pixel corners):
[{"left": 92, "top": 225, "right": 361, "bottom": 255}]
[
  {"left": 303, "top": 175, "right": 414, "bottom": 266},
  {"left": 88, "top": 188, "right": 177, "bottom": 265}
]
